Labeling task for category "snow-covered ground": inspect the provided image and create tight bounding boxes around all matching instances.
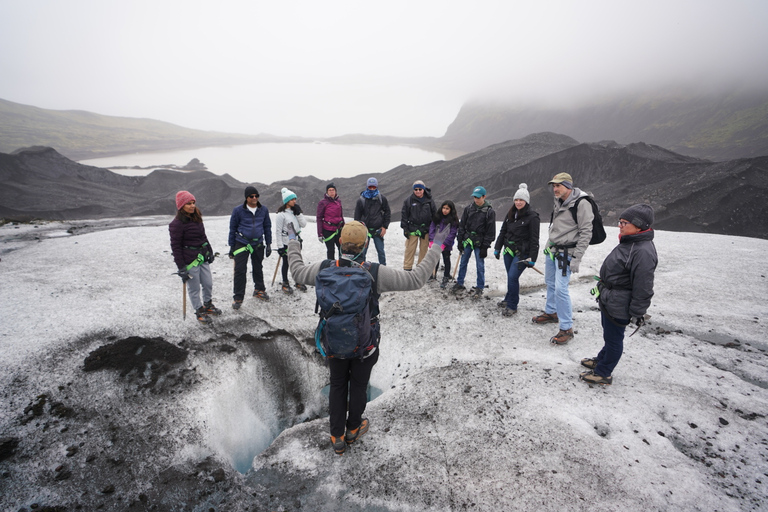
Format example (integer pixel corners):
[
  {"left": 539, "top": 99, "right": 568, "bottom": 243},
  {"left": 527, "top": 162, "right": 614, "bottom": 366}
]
[{"left": 1, "top": 215, "right": 767, "bottom": 511}]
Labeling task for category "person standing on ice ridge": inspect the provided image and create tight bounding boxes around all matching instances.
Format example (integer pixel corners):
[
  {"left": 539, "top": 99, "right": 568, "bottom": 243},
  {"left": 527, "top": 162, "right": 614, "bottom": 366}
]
[
  {"left": 169, "top": 191, "right": 221, "bottom": 324},
  {"left": 580, "top": 204, "right": 657, "bottom": 385},
  {"left": 287, "top": 220, "right": 450, "bottom": 455}
]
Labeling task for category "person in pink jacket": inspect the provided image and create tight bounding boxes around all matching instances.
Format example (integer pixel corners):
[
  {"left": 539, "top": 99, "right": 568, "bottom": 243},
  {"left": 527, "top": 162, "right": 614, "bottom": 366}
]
[{"left": 316, "top": 182, "right": 344, "bottom": 259}]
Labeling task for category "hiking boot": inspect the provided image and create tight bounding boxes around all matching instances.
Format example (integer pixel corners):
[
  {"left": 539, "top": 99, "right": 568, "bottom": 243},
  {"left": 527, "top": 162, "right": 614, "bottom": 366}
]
[
  {"left": 440, "top": 276, "right": 450, "bottom": 289},
  {"left": 502, "top": 308, "right": 517, "bottom": 317},
  {"left": 281, "top": 282, "right": 294, "bottom": 295},
  {"left": 253, "top": 290, "right": 270, "bottom": 301},
  {"left": 532, "top": 312, "right": 559, "bottom": 324},
  {"left": 469, "top": 286, "right": 484, "bottom": 299},
  {"left": 581, "top": 358, "right": 598, "bottom": 370},
  {"left": 330, "top": 435, "right": 346, "bottom": 455},
  {"left": 497, "top": 300, "right": 507, "bottom": 308},
  {"left": 295, "top": 283, "right": 307, "bottom": 292},
  {"left": 195, "top": 307, "right": 212, "bottom": 325},
  {"left": 428, "top": 274, "right": 437, "bottom": 282},
  {"left": 550, "top": 328, "right": 574, "bottom": 345},
  {"left": 345, "top": 418, "right": 369, "bottom": 445},
  {"left": 451, "top": 283, "right": 466, "bottom": 294},
  {"left": 232, "top": 299, "right": 243, "bottom": 310},
  {"left": 580, "top": 370, "right": 613, "bottom": 385},
  {"left": 204, "top": 301, "right": 222, "bottom": 316}
]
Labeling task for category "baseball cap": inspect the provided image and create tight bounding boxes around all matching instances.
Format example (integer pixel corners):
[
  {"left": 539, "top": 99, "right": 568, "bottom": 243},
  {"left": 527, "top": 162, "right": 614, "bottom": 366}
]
[
  {"left": 548, "top": 172, "right": 573, "bottom": 185},
  {"left": 471, "top": 186, "right": 486, "bottom": 198},
  {"left": 339, "top": 221, "right": 368, "bottom": 246}
]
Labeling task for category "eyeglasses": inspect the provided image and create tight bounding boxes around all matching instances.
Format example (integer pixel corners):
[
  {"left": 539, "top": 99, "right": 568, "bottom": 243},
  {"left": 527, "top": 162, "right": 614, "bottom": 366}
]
[
  {"left": 618, "top": 220, "right": 630, "bottom": 227},
  {"left": 248, "top": 194, "right": 259, "bottom": 198}
]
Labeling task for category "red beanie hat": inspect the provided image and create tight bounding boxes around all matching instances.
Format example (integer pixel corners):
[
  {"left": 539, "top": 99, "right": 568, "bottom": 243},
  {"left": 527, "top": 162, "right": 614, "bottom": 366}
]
[{"left": 175, "top": 190, "right": 196, "bottom": 210}]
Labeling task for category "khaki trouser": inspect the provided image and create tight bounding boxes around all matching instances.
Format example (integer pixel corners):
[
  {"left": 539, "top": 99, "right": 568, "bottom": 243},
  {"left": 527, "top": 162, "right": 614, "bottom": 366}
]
[{"left": 403, "top": 234, "right": 429, "bottom": 270}]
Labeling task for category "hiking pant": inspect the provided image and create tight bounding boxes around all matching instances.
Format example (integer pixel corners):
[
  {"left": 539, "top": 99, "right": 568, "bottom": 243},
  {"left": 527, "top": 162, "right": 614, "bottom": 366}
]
[
  {"left": 362, "top": 234, "right": 386, "bottom": 265},
  {"left": 457, "top": 246, "right": 485, "bottom": 288},
  {"left": 403, "top": 234, "right": 429, "bottom": 270},
  {"left": 327, "top": 349, "right": 380, "bottom": 438},
  {"left": 186, "top": 262, "right": 212, "bottom": 310},
  {"left": 280, "top": 245, "right": 289, "bottom": 283},
  {"left": 434, "top": 248, "right": 452, "bottom": 278},
  {"left": 233, "top": 242, "right": 265, "bottom": 300},
  {"left": 322, "top": 229, "right": 341, "bottom": 260},
  {"left": 594, "top": 311, "right": 629, "bottom": 377},
  {"left": 502, "top": 253, "right": 528, "bottom": 311},
  {"left": 544, "top": 252, "right": 573, "bottom": 330}
]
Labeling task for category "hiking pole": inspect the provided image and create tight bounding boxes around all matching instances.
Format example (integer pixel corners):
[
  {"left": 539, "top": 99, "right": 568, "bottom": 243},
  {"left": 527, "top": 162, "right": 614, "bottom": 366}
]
[
  {"left": 271, "top": 254, "right": 281, "bottom": 286},
  {"left": 518, "top": 258, "right": 544, "bottom": 276}
]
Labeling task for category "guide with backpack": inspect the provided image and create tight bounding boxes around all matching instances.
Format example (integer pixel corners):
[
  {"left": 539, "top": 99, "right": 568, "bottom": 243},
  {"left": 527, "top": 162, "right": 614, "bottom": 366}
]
[{"left": 286, "top": 220, "right": 450, "bottom": 455}]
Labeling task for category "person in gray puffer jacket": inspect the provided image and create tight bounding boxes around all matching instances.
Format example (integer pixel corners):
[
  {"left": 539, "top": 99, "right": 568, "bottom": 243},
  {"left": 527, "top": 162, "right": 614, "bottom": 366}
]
[{"left": 580, "top": 204, "right": 658, "bottom": 386}]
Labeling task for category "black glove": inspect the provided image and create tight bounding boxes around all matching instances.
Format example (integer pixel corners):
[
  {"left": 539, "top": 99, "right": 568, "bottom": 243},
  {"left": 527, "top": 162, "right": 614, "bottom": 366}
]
[
  {"left": 265, "top": 246, "right": 272, "bottom": 258},
  {"left": 479, "top": 247, "right": 488, "bottom": 259},
  {"left": 277, "top": 246, "right": 287, "bottom": 257},
  {"left": 177, "top": 268, "right": 191, "bottom": 283},
  {"left": 494, "top": 250, "right": 500, "bottom": 260},
  {"left": 228, "top": 250, "right": 235, "bottom": 260},
  {"left": 292, "top": 204, "right": 302, "bottom": 216},
  {"left": 403, "top": 229, "right": 409, "bottom": 239},
  {"left": 630, "top": 316, "right": 646, "bottom": 327},
  {"left": 431, "top": 223, "right": 450, "bottom": 248},
  {"left": 205, "top": 250, "right": 215, "bottom": 264}
]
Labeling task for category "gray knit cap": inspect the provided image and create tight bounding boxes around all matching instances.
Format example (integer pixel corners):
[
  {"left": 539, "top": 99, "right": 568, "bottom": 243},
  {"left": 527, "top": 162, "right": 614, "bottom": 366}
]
[{"left": 620, "top": 204, "right": 654, "bottom": 230}]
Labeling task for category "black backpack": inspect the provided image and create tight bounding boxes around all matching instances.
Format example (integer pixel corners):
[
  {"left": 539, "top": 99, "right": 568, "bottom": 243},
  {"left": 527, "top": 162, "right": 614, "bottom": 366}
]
[
  {"left": 551, "top": 195, "right": 606, "bottom": 245},
  {"left": 314, "top": 259, "right": 381, "bottom": 359}
]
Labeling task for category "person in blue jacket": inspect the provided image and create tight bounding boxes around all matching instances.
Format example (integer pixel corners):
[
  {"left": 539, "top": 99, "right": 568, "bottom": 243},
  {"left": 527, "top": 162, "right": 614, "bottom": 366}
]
[{"left": 228, "top": 186, "right": 272, "bottom": 308}]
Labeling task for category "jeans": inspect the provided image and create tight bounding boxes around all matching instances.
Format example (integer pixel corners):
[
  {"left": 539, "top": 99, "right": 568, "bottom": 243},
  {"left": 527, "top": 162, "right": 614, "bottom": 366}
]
[
  {"left": 594, "top": 311, "right": 629, "bottom": 377},
  {"left": 362, "top": 234, "right": 387, "bottom": 265},
  {"left": 186, "top": 262, "right": 212, "bottom": 310},
  {"left": 544, "top": 252, "right": 573, "bottom": 330},
  {"left": 502, "top": 254, "right": 527, "bottom": 310},
  {"left": 233, "top": 243, "right": 265, "bottom": 300},
  {"left": 327, "top": 349, "right": 380, "bottom": 437},
  {"left": 457, "top": 245, "right": 485, "bottom": 288}
]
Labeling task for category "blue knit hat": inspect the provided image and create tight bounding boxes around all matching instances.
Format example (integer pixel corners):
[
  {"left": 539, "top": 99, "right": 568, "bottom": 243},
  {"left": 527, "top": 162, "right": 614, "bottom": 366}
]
[{"left": 281, "top": 187, "right": 297, "bottom": 204}]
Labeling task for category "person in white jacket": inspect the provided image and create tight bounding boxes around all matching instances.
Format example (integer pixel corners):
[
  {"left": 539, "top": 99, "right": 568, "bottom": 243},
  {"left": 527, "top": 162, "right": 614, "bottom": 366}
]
[{"left": 274, "top": 187, "right": 307, "bottom": 294}]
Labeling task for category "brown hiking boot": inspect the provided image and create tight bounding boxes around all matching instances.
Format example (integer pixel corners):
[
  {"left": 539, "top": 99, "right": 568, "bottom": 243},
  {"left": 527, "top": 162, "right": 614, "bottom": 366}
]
[
  {"left": 532, "top": 312, "right": 558, "bottom": 324},
  {"left": 330, "top": 435, "right": 346, "bottom": 455},
  {"left": 580, "top": 358, "right": 598, "bottom": 369},
  {"left": 550, "top": 328, "right": 574, "bottom": 345},
  {"left": 580, "top": 370, "right": 613, "bottom": 385}
]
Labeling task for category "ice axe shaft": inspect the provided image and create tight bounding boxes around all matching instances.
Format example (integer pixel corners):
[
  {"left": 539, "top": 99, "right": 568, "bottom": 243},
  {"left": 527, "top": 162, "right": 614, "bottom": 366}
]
[
  {"left": 517, "top": 258, "right": 544, "bottom": 275},
  {"left": 182, "top": 281, "right": 187, "bottom": 321},
  {"left": 271, "top": 254, "right": 281, "bottom": 286}
]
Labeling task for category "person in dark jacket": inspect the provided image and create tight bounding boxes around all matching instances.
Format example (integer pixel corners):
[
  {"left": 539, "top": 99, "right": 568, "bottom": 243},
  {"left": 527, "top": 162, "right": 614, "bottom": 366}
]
[
  {"left": 401, "top": 180, "right": 436, "bottom": 270},
  {"left": 228, "top": 185, "right": 272, "bottom": 308},
  {"left": 452, "top": 186, "right": 496, "bottom": 298},
  {"left": 428, "top": 200, "right": 459, "bottom": 288},
  {"left": 353, "top": 177, "right": 391, "bottom": 265},
  {"left": 316, "top": 182, "right": 344, "bottom": 260},
  {"left": 169, "top": 191, "right": 221, "bottom": 324},
  {"left": 493, "top": 184, "right": 540, "bottom": 316},
  {"left": 580, "top": 204, "right": 658, "bottom": 385}
]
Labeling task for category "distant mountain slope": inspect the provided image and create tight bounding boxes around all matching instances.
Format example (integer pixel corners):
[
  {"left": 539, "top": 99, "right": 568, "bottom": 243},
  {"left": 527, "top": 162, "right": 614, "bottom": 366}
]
[
  {"left": 0, "top": 98, "right": 304, "bottom": 160},
  {"left": 440, "top": 89, "right": 768, "bottom": 161},
  {"left": 2, "top": 135, "right": 766, "bottom": 239}
]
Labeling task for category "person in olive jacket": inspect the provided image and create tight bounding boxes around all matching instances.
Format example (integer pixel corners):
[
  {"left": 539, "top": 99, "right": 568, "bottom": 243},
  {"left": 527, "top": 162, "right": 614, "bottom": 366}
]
[
  {"left": 493, "top": 184, "right": 540, "bottom": 316},
  {"left": 580, "top": 204, "right": 658, "bottom": 386},
  {"left": 400, "top": 180, "right": 436, "bottom": 270},
  {"left": 228, "top": 185, "right": 272, "bottom": 308},
  {"left": 169, "top": 191, "right": 221, "bottom": 324}
]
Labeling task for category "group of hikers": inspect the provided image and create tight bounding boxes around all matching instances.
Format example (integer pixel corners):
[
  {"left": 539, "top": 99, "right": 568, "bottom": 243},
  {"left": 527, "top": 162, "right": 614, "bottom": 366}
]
[{"left": 169, "top": 172, "right": 658, "bottom": 454}]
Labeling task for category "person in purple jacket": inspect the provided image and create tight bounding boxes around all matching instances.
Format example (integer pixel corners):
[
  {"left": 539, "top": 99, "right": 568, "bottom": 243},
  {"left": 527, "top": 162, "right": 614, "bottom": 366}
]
[
  {"left": 316, "top": 182, "right": 344, "bottom": 260},
  {"left": 428, "top": 200, "right": 460, "bottom": 288},
  {"left": 169, "top": 191, "right": 221, "bottom": 324}
]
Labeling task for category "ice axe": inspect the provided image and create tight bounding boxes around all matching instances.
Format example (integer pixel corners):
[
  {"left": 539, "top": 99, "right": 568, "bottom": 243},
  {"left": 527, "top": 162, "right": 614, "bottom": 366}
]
[
  {"left": 172, "top": 270, "right": 192, "bottom": 320},
  {"left": 517, "top": 258, "right": 543, "bottom": 275},
  {"left": 271, "top": 254, "right": 281, "bottom": 286},
  {"left": 628, "top": 314, "right": 651, "bottom": 337}
]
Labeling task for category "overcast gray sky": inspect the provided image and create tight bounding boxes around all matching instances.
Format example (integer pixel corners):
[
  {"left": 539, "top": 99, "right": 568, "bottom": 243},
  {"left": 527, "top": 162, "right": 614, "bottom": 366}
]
[{"left": 1, "top": 0, "right": 766, "bottom": 138}]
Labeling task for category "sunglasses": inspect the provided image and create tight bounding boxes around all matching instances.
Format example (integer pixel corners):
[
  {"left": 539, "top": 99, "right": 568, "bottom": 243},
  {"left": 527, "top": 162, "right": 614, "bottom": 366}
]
[{"left": 248, "top": 194, "right": 259, "bottom": 199}]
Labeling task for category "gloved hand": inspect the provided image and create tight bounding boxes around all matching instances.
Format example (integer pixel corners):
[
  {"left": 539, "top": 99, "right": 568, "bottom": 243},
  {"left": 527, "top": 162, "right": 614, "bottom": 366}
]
[
  {"left": 526, "top": 260, "right": 536, "bottom": 267},
  {"left": 629, "top": 316, "right": 646, "bottom": 327},
  {"left": 569, "top": 258, "right": 580, "bottom": 273},
  {"left": 177, "top": 268, "right": 191, "bottom": 283},
  {"left": 277, "top": 246, "right": 287, "bottom": 258},
  {"left": 479, "top": 247, "right": 488, "bottom": 259},
  {"left": 292, "top": 203, "right": 302, "bottom": 216},
  {"left": 205, "top": 251, "right": 216, "bottom": 264},
  {"left": 404, "top": 229, "right": 409, "bottom": 239},
  {"left": 286, "top": 223, "right": 297, "bottom": 240},
  {"left": 228, "top": 250, "right": 235, "bottom": 260},
  {"left": 265, "top": 245, "right": 272, "bottom": 258},
  {"left": 318, "top": 236, "right": 325, "bottom": 244},
  {"left": 431, "top": 223, "right": 450, "bottom": 248},
  {"left": 494, "top": 250, "right": 500, "bottom": 260}
]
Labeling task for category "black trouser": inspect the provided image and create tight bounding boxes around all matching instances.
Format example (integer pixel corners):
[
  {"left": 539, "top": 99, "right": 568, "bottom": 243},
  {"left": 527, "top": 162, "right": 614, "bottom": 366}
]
[
  {"left": 233, "top": 242, "right": 265, "bottom": 300},
  {"left": 322, "top": 229, "right": 341, "bottom": 260},
  {"left": 327, "top": 349, "right": 380, "bottom": 437},
  {"left": 434, "top": 248, "right": 452, "bottom": 277}
]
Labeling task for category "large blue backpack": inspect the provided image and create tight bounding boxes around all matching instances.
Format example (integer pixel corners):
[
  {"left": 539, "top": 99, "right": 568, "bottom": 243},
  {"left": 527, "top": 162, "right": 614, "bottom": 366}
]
[{"left": 314, "top": 259, "right": 381, "bottom": 359}]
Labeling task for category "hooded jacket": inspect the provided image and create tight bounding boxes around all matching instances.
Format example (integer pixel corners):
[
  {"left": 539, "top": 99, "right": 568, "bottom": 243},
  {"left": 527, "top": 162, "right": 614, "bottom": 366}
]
[
  {"left": 275, "top": 208, "right": 308, "bottom": 247},
  {"left": 228, "top": 201, "right": 272, "bottom": 248},
  {"left": 354, "top": 190, "right": 391, "bottom": 231},
  {"left": 598, "top": 229, "right": 657, "bottom": 321},
  {"left": 316, "top": 193, "right": 344, "bottom": 236},
  {"left": 547, "top": 188, "right": 594, "bottom": 265},
  {"left": 493, "top": 204, "right": 540, "bottom": 261},
  {"left": 457, "top": 201, "right": 496, "bottom": 249},
  {"left": 400, "top": 189, "right": 436, "bottom": 236}
]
